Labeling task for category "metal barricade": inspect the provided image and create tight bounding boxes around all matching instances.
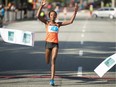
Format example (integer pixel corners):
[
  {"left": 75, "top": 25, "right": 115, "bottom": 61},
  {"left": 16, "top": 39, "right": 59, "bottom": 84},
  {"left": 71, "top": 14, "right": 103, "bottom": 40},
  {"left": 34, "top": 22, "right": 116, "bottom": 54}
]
[{"left": 4, "top": 10, "right": 36, "bottom": 23}]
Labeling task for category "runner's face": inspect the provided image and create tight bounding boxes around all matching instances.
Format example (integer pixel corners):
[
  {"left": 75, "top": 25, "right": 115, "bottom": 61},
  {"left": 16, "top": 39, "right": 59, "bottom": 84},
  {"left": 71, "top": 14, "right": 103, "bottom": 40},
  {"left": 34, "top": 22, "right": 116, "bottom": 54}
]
[{"left": 50, "top": 12, "right": 57, "bottom": 21}]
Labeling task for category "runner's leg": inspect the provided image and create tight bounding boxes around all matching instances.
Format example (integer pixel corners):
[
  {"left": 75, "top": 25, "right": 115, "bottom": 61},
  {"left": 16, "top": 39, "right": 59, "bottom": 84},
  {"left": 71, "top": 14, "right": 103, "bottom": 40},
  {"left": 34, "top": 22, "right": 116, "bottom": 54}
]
[
  {"left": 45, "top": 48, "right": 52, "bottom": 64},
  {"left": 51, "top": 47, "right": 58, "bottom": 80}
]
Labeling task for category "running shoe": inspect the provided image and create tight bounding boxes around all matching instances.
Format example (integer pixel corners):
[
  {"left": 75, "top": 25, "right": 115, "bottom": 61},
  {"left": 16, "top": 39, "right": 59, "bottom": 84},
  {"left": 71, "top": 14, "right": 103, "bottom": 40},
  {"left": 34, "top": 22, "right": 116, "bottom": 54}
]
[{"left": 50, "top": 79, "right": 55, "bottom": 86}]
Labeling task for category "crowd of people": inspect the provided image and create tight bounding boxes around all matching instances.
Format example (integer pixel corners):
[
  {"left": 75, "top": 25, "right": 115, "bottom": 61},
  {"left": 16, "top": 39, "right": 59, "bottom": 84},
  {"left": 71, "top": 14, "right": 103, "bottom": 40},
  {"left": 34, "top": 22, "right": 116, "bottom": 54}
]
[
  {"left": 0, "top": 1, "right": 93, "bottom": 28},
  {"left": 0, "top": 2, "right": 71, "bottom": 27}
]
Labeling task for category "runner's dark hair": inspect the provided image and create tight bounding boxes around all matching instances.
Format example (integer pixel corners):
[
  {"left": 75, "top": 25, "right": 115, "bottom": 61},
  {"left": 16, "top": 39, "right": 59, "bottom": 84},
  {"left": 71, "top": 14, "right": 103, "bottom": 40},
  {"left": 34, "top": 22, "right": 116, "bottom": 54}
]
[{"left": 48, "top": 10, "right": 57, "bottom": 18}]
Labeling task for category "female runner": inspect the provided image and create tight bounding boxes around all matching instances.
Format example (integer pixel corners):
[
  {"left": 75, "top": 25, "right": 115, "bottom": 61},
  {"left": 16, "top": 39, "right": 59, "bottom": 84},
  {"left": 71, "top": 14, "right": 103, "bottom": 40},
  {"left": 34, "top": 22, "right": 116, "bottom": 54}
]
[{"left": 36, "top": 0, "right": 78, "bottom": 86}]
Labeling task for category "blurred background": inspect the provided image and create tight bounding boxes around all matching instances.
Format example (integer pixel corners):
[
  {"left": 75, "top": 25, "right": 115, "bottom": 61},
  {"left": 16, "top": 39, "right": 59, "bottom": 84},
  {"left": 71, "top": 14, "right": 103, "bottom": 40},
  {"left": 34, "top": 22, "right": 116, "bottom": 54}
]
[{"left": 0, "top": 0, "right": 116, "bottom": 24}]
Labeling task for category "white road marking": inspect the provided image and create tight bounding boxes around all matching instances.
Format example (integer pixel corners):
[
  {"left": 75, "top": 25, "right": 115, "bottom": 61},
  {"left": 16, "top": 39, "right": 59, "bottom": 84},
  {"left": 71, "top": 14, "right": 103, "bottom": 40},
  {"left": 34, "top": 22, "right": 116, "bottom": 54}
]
[
  {"left": 77, "top": 66, "right": 83, "bottom": 76},
  {"left": 79, "top": 50, "right": 83, "bottom": 56},
  {"left": 78, "top": 19, "right": 88, "bottom": 79},
  {"left": 80, "top": 40, "right": 84, "bottom": 45},
  {"left": 80, "top": 19, "right": 88, "bottom": 45}
]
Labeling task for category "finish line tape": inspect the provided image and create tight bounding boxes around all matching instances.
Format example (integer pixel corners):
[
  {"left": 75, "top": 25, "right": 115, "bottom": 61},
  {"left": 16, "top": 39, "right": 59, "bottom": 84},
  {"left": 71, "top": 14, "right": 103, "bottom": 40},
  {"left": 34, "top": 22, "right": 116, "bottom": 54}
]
[
  {"left": 0, "top": 28, "right": 34, "bottom": 46},
  {"left": 94, "top": 53, "right": 116, "bottom": 77}
]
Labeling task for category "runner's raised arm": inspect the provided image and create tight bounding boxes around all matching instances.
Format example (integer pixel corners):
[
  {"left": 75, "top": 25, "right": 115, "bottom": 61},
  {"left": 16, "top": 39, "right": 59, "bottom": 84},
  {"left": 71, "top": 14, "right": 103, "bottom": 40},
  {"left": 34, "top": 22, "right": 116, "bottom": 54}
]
[
  {"left": 36, "top": 0, "right": 47, "bottom": 24},
  {"left": 59, "top": 3, "right": 78, "bottom": 26}
]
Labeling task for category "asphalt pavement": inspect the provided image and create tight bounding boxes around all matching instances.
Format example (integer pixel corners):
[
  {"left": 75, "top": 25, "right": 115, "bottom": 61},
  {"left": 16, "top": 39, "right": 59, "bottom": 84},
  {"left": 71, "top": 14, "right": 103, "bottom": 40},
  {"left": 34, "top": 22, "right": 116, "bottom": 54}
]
[{"left": 0, "top": 11, "right": 116, "bottom": 87}]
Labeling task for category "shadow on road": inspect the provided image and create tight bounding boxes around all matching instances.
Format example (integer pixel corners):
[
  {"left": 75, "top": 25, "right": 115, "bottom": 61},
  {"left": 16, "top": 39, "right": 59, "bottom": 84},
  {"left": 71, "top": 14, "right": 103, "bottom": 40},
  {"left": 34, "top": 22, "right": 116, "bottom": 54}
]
[{"left": 0, "top": 40, "right": 115, "bottom": 73}]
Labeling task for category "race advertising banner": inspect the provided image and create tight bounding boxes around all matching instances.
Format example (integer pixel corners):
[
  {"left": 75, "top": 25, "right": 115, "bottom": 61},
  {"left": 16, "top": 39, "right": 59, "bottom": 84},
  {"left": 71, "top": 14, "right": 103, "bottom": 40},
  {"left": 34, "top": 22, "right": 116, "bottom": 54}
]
[
  {"left": 0, "top": 28, "right": 34, "bottom": 46},
  {"left": 94, "top": 53, "right": 116, "bottom": 77}
]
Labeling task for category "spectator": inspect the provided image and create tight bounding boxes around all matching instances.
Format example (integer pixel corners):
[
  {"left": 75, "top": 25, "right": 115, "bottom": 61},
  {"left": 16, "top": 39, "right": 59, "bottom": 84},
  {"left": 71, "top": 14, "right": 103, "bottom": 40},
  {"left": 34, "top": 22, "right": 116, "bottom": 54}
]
[
  {"left": 7, "top": 2, "right": 12, "bottom": 10},
  {"left": 54, "top": 5, "right": 60, "bottom": 22},
  {"left": 0, "top": 5, "right": 5, "bottom": 27},
  {"left": 10, "top": 3, "right": 16, "bottom": 11},
  {"left": 54, "top": 5, "right": 60, "bottom": 14},
  {"left": 89, "top": 4, "right": 93, "bottom": 16},
  {"left": 63, "top": 6, "right": 67, "bottom": 20},
  {"left": 23, "top": 2, "right": 28, "bottom": 18},
  {"left": 47, "top": 3, "right": 52, "bottom": 11}
]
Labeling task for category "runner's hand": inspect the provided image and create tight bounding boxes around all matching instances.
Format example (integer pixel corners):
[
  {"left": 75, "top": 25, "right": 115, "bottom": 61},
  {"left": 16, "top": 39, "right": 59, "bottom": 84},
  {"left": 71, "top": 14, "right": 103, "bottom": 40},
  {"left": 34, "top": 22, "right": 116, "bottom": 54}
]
[{"left": 41, "top": 0, "right": 46, "bottom": 5}]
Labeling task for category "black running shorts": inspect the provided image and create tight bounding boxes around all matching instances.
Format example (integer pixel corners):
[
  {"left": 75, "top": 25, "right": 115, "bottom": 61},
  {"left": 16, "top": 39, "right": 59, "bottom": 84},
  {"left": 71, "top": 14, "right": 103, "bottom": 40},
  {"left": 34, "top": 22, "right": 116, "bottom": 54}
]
[{"left": 45, "top": 42, "right": 59, "bottom": 49}]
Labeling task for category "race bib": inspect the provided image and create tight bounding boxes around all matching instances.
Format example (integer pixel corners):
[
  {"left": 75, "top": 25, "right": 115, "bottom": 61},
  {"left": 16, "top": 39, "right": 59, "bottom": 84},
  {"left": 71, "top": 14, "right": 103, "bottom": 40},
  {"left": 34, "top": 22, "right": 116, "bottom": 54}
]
[{"left": 48, "top": 26, "right": 59, "bottom": 33}]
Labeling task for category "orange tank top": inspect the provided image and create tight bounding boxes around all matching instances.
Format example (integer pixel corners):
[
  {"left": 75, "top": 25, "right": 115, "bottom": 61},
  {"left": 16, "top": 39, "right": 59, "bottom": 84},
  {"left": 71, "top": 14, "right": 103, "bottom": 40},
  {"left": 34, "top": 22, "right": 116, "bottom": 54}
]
[{"left": 45, "top": 25, "right": 59, "bottom": 43}]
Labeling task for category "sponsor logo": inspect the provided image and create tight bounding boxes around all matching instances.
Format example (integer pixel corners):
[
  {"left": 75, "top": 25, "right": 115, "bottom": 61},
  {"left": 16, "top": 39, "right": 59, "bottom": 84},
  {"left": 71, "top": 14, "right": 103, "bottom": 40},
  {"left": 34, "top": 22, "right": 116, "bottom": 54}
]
[
  {"left": 8, "top": 31, "right": 14, "bottom": 41},
  {"left": 48, "top": 26, "right": 58, "bottom": 33},
  {"left": 105, "top": 58, "right": 115, "bottom": 67}
]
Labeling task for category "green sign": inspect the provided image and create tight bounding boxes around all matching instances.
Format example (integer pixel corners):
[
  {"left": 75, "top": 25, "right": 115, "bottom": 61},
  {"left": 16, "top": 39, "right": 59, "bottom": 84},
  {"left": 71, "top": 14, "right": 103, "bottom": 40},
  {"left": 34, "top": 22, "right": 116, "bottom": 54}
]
[
  {"left": 105, "top": 58, "right": 115, "bottom": 67},
  {"left": 23, "top": 33, "right": 31, "bottom": 43},
  {"left": 8, "top": 31, "right": 14, "bottom": 41}
]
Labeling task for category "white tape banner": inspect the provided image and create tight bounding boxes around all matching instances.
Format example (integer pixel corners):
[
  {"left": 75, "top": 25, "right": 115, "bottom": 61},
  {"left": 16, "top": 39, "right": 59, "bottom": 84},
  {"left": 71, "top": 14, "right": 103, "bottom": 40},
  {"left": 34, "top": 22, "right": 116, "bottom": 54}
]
[
  {"left": 0, "top": 28, "right": 34, "bottom": 46},
  {"left": 94, "top": 53, "right": 116, "bottom": 77}
]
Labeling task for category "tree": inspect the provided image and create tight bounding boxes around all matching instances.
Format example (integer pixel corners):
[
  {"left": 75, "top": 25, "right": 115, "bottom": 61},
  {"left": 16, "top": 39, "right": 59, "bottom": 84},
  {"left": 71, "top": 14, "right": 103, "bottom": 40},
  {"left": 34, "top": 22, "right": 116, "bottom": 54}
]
[
  {"left": 104, "top": 0, "right": 111, "bottom": 4},
  {"left": 47, "top": 0, "right": 53, "bottom": 3}
]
